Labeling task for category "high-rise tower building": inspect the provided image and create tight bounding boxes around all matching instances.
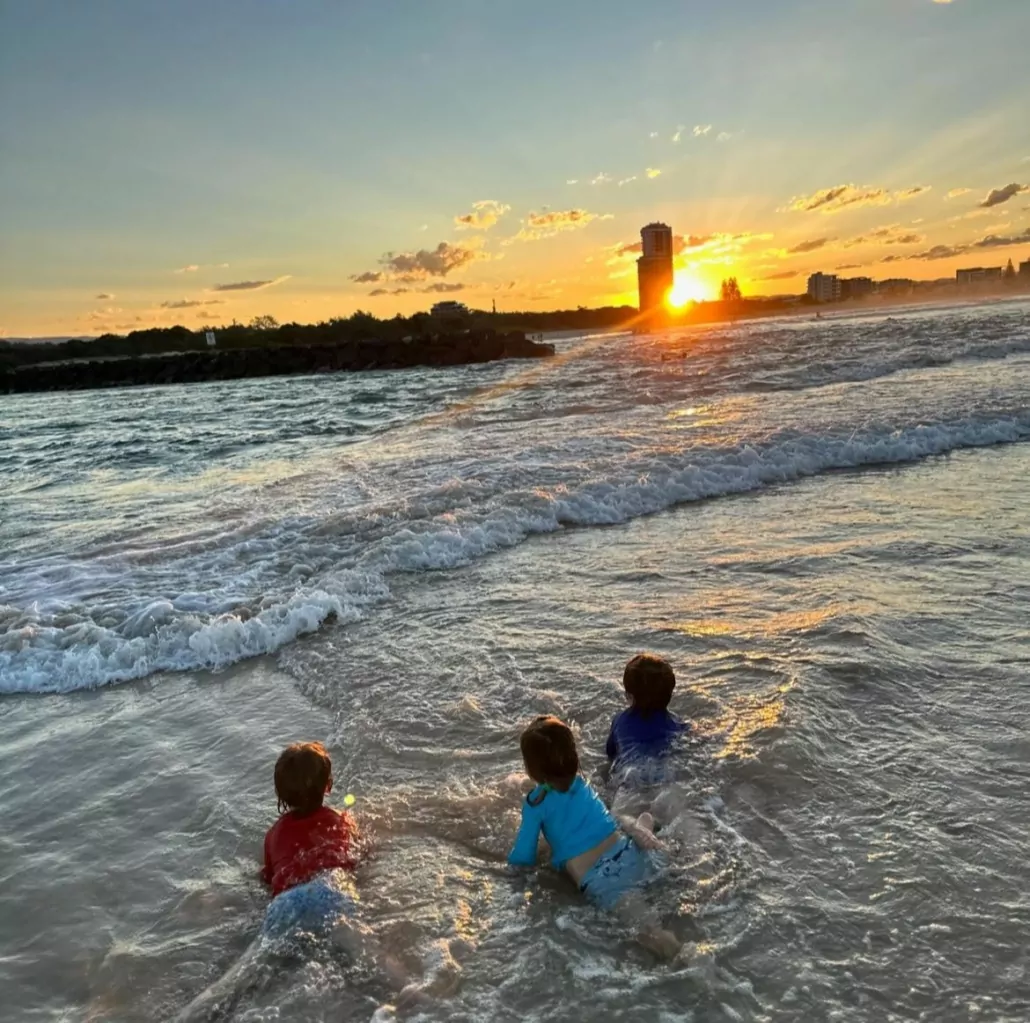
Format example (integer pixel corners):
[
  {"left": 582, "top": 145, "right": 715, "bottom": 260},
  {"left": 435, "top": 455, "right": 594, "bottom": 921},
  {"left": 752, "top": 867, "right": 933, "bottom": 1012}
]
[{"left": 637, "top": 222, "right": 675, "bottom": 315}]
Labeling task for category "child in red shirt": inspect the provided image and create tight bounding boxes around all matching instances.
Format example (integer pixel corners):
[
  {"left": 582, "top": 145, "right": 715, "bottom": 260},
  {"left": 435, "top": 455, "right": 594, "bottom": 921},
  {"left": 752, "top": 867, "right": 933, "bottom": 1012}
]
[
  {"left": 259, "top": 742, "right": 460, "bottom": 1006},
  {"left": 262, "top": 741, "right": 359, "bottom": 897}
]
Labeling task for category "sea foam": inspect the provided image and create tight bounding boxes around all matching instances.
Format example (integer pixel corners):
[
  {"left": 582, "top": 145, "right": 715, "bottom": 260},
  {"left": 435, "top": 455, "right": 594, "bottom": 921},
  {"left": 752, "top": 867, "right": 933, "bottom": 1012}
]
[{"left": 2, "top": 411, "right": 1026, "bottom": 694}]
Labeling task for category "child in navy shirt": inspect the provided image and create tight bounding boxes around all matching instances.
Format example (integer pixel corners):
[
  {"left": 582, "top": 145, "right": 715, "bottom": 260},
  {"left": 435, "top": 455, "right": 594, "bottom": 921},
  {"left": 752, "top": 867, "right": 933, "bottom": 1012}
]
[{"left": 606, "top": 653, "right": 689, "bottom": 771}]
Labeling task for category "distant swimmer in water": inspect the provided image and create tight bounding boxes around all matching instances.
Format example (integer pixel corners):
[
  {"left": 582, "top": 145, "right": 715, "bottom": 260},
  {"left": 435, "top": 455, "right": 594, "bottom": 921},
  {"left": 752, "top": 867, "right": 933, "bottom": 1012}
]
[
  {"left": 605, "top": 653, "right": 690, "bottom": 782},
  {"left": 508, "top": 716, "right": 680, "bottom": 958}
]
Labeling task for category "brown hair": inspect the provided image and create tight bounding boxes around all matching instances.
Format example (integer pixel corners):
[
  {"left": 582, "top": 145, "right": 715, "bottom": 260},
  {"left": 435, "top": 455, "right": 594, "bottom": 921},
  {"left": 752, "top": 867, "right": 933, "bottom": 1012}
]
[
  {"left": 519, "top": 715, "right": 580, "bottom": 793},
  {"left": 623, "top": 653, "right": 676, "bottom": 715},
  {"left": 274, "top": 741, "right": 332, "bottom": 815}
]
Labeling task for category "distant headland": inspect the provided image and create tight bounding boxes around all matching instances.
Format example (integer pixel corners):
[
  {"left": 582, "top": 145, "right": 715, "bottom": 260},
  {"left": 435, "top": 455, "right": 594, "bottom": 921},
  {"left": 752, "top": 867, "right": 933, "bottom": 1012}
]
[
  {"left": 4, "top": 229, "right": 1029, "bottom": 395},
  {"left": 0, "top": 315, "right": 555, "bottom": 394}
]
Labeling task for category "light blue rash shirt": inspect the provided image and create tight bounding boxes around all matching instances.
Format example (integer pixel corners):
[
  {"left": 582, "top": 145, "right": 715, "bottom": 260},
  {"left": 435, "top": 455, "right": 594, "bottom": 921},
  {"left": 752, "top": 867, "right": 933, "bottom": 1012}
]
[{"left": 508, "top": 776, "right": 618, "bottom": 869}]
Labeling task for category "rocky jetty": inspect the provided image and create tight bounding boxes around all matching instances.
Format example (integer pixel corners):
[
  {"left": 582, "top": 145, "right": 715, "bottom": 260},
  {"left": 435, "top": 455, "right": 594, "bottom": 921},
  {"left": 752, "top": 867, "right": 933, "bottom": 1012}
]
[{"left": 2, "top": 330, "right": 554, "bottom": 393}]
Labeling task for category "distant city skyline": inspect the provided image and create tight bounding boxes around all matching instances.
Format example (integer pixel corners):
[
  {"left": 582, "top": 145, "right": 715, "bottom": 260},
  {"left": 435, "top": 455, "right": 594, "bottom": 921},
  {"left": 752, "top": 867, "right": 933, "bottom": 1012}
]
[{"left": 1, "top": 0, "right": 1029, "bottom": 337}]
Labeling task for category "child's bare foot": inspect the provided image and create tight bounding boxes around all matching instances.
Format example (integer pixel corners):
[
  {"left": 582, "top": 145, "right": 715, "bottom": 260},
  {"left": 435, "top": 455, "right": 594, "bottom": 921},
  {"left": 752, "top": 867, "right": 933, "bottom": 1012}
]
[
  {"left": 619, "top": 813, "right": 663, "bottom": 851},
  {"left": 420, "top": 938, "right": 462, "bottom": 998},
  {"left": 637, "top": 925, "right": 681, "bottom": 961}
]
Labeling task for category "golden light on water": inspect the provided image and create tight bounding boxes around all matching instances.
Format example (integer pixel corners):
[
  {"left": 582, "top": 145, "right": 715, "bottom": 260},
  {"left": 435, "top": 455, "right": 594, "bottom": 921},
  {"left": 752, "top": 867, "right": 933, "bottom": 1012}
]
[{"left": 714, "top": 679, "right": 795, "bottom": 760}]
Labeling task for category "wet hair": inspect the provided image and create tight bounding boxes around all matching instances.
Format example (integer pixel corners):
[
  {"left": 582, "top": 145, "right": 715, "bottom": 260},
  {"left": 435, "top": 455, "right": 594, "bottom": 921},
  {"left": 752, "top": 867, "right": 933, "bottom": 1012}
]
[
  {"left": 520, "top": 715, "right": 580, "bottom": 794},
  {"left": 623, "top": 653, "right": 676, "bottom": 715},
  {"left": 274, "top": 741, "right": 332, "bottom": 815}
]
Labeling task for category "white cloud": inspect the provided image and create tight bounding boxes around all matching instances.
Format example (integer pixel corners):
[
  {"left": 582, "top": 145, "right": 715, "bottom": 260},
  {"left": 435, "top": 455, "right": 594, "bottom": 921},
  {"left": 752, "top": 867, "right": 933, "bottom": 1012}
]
[
  {"left": 590, "top": 172, "right": 611, "bottom": 185},
  {"left": 693, "top": 124, "right": 712, "bottom": 137},
  {"left": 617, "top": 176, "right": 637, "bottom": 186},
  {"left": 174, "top": 262, "right": 229, "bottom": 274}
]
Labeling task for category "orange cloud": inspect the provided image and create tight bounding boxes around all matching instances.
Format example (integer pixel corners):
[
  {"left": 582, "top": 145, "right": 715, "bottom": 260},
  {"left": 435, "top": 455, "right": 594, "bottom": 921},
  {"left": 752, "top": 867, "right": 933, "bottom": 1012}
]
[
  {"left": 844, "top": 224, "right": 925, "bottom": 247},
  {"left": 509, "top": 209, "right": 608, "bottom": 243},
  {"left": 209, "top": 276, "right": 291, "bottom": 292},
  {"left": 885, "top": 226, "right": 1030, "bottom": 261},
  {"left": 787, "top": 237, "right": 833, "bottom": 254},
  {"left": 895, "top": 185, "right": 932, "bottom": 202},
  {"left": 160, "top": 298, "right": 225, "bottom": 309},
  {"left": 454, "top": 200, "right": 510, "bottom": 231},
  {"left": 788, "top": 184, "right": 893, "bottom": 213},
  {"left": 979, "top": 182, "right": 1028, "bottom": 208},
  {"left": 357, "top": 241, "right": 486, "bottom": 283}
]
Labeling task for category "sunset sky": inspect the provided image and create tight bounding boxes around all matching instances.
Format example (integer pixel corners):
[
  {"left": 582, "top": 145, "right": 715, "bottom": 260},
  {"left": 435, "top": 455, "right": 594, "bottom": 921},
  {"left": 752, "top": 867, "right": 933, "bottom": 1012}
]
[{"left": 2, "top": 0, "right": 1029, "bottom": 337}]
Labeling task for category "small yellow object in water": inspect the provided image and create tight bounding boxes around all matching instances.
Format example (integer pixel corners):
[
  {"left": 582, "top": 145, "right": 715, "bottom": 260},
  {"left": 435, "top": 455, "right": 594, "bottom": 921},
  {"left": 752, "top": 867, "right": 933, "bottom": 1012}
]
[{"left": 344, "top": 794, "right": 356, "bottom": 807}]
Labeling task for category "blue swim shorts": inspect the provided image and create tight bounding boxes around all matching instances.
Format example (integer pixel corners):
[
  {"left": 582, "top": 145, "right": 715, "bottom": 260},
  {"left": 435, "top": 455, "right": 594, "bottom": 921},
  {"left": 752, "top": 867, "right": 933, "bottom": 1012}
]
[
  {"left": 579, "top": 835, "right": 655, "bottom": 911},
  {"left": 261, "top": 871, "right": 358, "bottom": 939}
]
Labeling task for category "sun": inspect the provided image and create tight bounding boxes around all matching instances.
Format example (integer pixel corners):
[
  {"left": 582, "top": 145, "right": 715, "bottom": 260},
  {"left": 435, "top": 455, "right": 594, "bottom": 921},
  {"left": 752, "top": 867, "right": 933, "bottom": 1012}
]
[{"left": 666, "top": 272, "right": 708, "bottom": 308}]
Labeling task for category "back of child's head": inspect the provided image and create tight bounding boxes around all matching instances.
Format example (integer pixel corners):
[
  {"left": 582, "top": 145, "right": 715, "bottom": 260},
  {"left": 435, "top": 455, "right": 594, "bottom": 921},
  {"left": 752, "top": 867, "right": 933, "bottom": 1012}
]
[
  {"left": 274, "top": 741, "right": 332, "bottom": 815},
  {"left": 623, "top": 653, "right": 676, "bottom": 715},
  {"left": 519, "top": 715, "right": 579, "bottom": 793}
]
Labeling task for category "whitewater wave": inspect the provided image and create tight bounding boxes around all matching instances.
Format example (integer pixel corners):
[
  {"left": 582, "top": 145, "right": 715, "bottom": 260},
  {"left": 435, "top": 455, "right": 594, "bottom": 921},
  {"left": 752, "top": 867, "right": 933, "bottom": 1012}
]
[{"left": 2, "top": 411, "right": 1027, "bottom": 694}]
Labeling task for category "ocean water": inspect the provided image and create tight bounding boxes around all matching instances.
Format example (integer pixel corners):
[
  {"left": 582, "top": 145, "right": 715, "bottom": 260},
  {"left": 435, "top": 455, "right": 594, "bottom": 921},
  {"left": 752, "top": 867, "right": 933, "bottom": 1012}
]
[{"left": 1, "top": 300, "right": 1029, "bottom": 1021}]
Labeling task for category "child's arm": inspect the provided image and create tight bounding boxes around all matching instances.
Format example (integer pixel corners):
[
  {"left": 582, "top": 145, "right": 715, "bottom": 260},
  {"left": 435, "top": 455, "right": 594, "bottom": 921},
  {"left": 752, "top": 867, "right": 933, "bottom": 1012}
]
[
  {"left": 605, "top": 718, "right": 618, "bottom": 761},
  {"left": 507, "top": 800, "right": 543, "bottom": 866},
  {"left": 260, "top": 830, "right": 272, "bottom": 885}
]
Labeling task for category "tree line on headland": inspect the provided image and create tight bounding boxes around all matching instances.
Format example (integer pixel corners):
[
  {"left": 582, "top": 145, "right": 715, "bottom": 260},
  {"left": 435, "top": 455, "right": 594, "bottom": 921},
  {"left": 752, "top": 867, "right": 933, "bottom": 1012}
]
[
  {"left": 0, "top": 313, "right": 558, "bottom": 393},
  {"left": 0, "top": 307, "right": 636, "bottom": 372},
  {"left": 0, "top": 282, "right": 791, "bottom": 374}
]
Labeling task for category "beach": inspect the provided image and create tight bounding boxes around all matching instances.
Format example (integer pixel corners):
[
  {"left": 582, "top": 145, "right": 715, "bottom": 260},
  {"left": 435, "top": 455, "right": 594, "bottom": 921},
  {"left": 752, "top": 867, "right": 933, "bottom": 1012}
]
[{"left": 2, "top": 300, "right": 1029, "bottom": 1021}]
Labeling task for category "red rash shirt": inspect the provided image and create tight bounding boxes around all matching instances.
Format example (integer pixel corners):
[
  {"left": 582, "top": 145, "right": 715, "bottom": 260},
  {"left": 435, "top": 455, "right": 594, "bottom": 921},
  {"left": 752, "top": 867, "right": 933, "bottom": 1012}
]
[{"left": 262, "top": 806, "right": 359, "bottom": 896}]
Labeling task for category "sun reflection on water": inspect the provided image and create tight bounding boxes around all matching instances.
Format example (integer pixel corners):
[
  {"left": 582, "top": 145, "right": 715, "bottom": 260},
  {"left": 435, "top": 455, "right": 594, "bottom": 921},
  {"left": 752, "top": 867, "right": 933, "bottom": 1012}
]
[{"left": 712, "top": 679, "right": 795, "bottom": 760}]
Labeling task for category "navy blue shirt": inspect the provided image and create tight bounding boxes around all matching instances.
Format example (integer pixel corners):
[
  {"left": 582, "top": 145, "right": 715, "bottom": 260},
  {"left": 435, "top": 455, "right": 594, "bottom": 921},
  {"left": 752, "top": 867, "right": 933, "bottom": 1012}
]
[{"left": 605, "top": 708, "right": 688, "bottom": 766}]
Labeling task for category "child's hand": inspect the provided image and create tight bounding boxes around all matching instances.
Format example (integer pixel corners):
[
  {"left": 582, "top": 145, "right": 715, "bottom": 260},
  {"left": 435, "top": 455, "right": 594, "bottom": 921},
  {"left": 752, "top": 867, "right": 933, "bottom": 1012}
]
[{"left": 631, "top": 828, "right": 664, "bottom": 852}]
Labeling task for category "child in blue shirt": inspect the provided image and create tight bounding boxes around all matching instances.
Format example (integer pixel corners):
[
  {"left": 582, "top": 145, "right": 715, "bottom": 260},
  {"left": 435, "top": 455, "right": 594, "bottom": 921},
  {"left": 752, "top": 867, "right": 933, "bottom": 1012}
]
[
  {"left": 509, "top": 715, "right": 679, "bottom": 957},
  {"left": 606, "top": 653, "right": 689, "bottom": 773}
]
